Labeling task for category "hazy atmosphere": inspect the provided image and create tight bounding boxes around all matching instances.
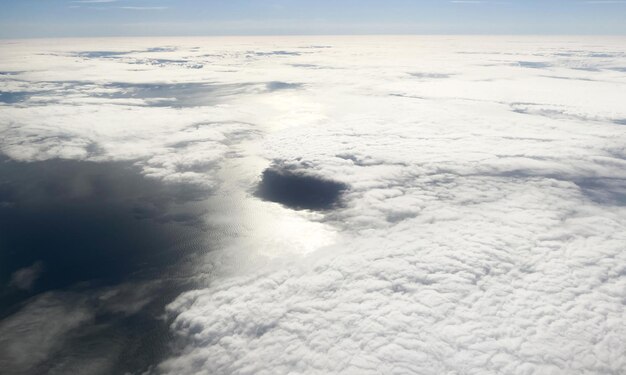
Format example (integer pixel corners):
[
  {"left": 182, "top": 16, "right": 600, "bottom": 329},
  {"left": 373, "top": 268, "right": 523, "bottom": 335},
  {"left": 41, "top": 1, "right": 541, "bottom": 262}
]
[
  {"left": 2, "top": 0, "right": 626, "bottom": 37},
  {"left": 1, "top": 2, "right": 625, "bottom": 375}
]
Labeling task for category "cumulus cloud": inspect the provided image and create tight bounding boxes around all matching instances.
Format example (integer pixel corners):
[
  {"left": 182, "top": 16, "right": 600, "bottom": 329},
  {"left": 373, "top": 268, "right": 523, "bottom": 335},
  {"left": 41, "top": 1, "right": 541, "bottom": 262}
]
[
  {"left": 158, "top": 37, "right": 626, "bottom": 374},
  {"left": 1, "top": 36, "right": 625, "bottom": 374}
]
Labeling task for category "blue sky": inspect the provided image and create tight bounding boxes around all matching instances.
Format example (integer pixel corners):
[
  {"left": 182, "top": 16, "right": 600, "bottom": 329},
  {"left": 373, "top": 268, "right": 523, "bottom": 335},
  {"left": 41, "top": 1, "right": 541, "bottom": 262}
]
[{"left": 1, "top": 0, "right": 626, "bottom": 38}]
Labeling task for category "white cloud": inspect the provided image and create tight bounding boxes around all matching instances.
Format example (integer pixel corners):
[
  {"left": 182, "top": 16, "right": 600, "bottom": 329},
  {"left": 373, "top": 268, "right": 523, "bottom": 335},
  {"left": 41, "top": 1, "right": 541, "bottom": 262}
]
[{"left": 1, "top": 36, "right": 625, "bottom": 374}]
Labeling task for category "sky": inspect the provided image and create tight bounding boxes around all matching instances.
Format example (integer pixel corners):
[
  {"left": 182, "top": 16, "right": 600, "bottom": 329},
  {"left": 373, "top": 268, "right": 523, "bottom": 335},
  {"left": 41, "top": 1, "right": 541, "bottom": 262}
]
[{"left": 1, "top": 0, "right": 626, "bottom": 38}]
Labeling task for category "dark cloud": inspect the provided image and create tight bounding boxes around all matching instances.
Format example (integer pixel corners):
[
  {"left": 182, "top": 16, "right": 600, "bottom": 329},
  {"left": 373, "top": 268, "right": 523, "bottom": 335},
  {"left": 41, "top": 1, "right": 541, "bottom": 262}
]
[
  {"left": 0, "top": 80, "right": 300, "bottom": 107},
  {"left": 574, "top": 177, "right": 626, "bottom": 206},
  {"left": 540, "top": 75, "right": 598, "bottom": 82},
  {"left": 408, "top": 72, "right": 452, "bottom": 79},
  {"left": 94, "top": 82, "right": 256, "bottom": 107},
  {"left": 517, "top": 61, "right": 551, "bottom": 68},
  {"left": 255, "top": 167, "right": 347, "bottom": 210},
  {"left": 571, "top": 66, "right": 601, "bottom": 72},
  {"left": 75, "top": 47, "right": 177, "bottom": 59},
  {"left": 0, "top": 156, "right": 223, "bottom": 374},
  {"left": 249, "top": 50, "right": 301, "bottom": 56},
  {"left": 0, "top": 157, "right": 211, "bottom": 313},
  {"left": 145, "top": 47, "right": 177, "bottom": 53},
  {"left": 76, "top": 51, "right": 134, "bottom": 59},
  {"left": 0, "top": 92, "right": 34, "bottom": 104},
  {"left": 265, "top": 81, "right": 302, "bottom": 91}
]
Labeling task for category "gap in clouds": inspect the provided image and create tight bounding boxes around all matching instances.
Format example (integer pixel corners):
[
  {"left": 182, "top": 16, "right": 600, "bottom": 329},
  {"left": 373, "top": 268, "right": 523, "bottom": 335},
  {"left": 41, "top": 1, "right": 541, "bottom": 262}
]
[
  {"left": 256, "top": 167, "right": 348, "bottom": 210},
  {"left": 0, "top": 156, "right": 233, "bottom": 375},
  {"left": 0, "top": 80, "right": 302, "bottom": 107}
]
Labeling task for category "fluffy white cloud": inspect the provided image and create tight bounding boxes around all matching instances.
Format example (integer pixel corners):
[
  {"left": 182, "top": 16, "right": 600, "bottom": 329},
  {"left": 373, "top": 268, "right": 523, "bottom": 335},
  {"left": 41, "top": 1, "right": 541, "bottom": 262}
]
[{"left": 1, "top": 36, "right": 625, "bottom": 374}]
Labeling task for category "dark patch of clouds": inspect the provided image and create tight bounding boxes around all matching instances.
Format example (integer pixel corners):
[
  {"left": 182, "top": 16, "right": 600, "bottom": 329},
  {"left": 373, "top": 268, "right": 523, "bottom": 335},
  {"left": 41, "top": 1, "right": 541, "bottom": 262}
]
[
  {"left": 75, "top": 47, "right": 177, "bottom": 59},
  {"left": 517, "top": 61, "right": 551, "bottom": 69},
  {"left": 588, "top": 52, "right": 617, "bottom": 58},
  {"left": 0, "top": 156, "right": 220, "bottom": 374},
  {"left": 408, "top": 72, "right": 452, "bottom": 79},
  {"left": 389, "top": 92, "right": 426, "bottom": 100},
  {"left": 335, "top": 153, "right": 403, "bottom": 167},
  {"left": 248, "top": 50, "right": 301, "bottom": 57},
  {"left": 136, "top": 58, "right": 187, "bottom": 64},
  {"left": 145, "top": 47, "right": 177, "bottom": 53},
  {"left": 511, "top": 106, "right": 566, "bottom": 118},
  {"left": 540, "top": 75, "right": 598, "bottom": 82},
  {"left": 95, "top": 81, "right": 300, "bottom": 106},
  {"left": 0, "top": 81, "right": 247, "bottom": 107},
  {"left": 510, "top": 104, "right": 595, "bottom": 123},
  {"left": 95, "top": 81, "right": 255, "bottom": 107},
  {"left": 265, "top": 81, "right": 302, "bottom": 91},
  {"left": 289, "top": 63, "right": 341, "bottom": 70},
  {"left": 84, "top": 141, "right": 106, "bottom": 158},
  {"left": 0, "top": 92, "right": 35, "bottom": 104},
  {"left": 456, "top": 51, "right": 491, "bottom": 55},
  {"left": 470, "top": 168, "right": 626, "bottom": 207},
  {"left": 127, "top": 58, "right": 204, "bottom": 69},
  {"left": 0, "top": 157, "right": 210, "bottom": 311},
  {"left": 290, "top": 63, "right": 319, "bottom": 68},
  {"left": 256, "top": 167, "right": 347, "bottom": 211},
  {"left": 299, "top": 45, "right": 332, "bottom": 49},
  {"left": 574, "top": 177, "right": 626, "bottom": 206},
  {"left": 72, "top": 48, "right": 207, "bottom": 69},
  {"left": 41, "top": 81, "right": 295, "bottom": 106},
  {"left": 571, "top": 66, "right": 601, "bottom": 72},
  {"left": 1, "top": 75, "right": 299, "bottom": 107},
  {"left": 76, "top": 51, "right": 134, "bottom": 59}
]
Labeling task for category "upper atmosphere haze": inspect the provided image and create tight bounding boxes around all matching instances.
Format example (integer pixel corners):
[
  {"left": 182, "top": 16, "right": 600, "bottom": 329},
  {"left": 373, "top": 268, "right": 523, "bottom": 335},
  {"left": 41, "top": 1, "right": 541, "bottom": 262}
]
[{"left": 1, "top": 0, "right": 626, "bottom": 38}]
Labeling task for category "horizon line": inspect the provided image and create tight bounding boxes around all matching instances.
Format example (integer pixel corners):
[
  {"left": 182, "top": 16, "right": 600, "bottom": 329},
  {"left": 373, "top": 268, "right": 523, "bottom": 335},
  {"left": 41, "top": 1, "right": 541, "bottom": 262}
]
[{"left": 3, "top": 33, "right": 626, "bottom": 41}]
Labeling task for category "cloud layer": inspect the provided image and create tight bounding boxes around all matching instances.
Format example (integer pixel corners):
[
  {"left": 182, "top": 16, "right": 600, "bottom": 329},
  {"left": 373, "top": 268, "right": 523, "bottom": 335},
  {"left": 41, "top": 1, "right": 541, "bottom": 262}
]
[{"left": 1, "top": 36, "right": 625, "bottom": 374}]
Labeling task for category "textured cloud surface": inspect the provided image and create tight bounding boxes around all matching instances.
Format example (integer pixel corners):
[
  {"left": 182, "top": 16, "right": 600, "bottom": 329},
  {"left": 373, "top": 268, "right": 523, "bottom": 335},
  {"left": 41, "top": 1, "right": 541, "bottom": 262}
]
[{"left": 1, "top": 36, "right": 625, "bottom": 374}]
